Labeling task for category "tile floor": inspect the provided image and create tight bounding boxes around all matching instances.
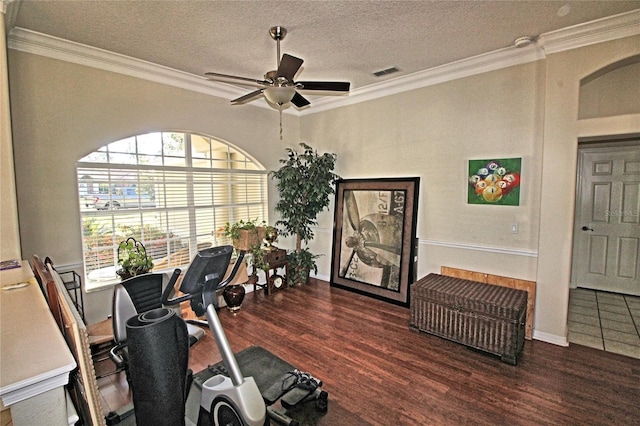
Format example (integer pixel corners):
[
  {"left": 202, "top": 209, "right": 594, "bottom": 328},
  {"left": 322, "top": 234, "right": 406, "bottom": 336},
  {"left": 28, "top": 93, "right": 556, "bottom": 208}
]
[{"left": 568, "top": 288, "right": 640, "bottom": 359}]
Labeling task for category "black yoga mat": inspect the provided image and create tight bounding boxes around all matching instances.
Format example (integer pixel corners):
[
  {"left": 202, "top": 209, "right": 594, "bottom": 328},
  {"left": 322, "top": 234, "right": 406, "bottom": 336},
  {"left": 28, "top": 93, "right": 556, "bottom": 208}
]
[
  {"left": 193, "top": 345, "right": 295, "bottom": 393},
  {"left": 126, "top": 308, "right": 190, "bottom": 426}
]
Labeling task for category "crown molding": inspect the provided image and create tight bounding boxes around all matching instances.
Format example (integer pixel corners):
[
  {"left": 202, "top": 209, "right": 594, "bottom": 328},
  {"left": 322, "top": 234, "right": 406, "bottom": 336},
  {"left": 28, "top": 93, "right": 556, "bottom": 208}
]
[
  {"left": 301, "top": 43, "right": 545, "bottom": 115},
  {"left": 7, "top": 28, "right": 249, "bottom": 101},
  {"left": 539, "top": 8, "right": 640, "bottom": 55},
  {"left": 308, "top": 9, "right": 640, "bottom": 115},
  {"left": 7, "top": 27, "right": 284, "bottom": 113},
  {"left": 7, "top": 8, "right": 639, "bottom": 115}
]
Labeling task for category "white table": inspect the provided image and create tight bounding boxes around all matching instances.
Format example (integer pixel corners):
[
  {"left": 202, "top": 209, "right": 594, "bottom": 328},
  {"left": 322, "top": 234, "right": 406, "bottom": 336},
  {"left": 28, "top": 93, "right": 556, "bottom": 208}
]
[{"left": 0, "top": 260, "right": 76, "bottom": 425}]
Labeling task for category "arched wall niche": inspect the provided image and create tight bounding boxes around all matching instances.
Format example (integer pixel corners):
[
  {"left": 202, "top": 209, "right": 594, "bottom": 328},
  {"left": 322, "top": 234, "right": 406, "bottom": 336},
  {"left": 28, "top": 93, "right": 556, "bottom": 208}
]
[{"left": 578, "top": 54, "right": 640, "bottom": 120}]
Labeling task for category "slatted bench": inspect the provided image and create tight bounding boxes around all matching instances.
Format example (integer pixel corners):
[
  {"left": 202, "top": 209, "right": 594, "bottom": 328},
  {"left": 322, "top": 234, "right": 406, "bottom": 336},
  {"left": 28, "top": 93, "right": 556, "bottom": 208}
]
[{"left": 410, "top": 273, "right": 528, "bottom": 365}]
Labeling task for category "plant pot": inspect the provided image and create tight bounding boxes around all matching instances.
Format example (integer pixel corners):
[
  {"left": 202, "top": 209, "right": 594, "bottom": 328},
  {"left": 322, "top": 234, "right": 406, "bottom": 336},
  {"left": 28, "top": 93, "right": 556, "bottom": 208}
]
[
  {"left": 232, "top": 227, "right": 267, "bottom": 251},
  {"left": 291, "top": 267, "right": 310, "bottom": 286},
  {"left": 222, "top": 284, "right": 245, "bottom": 313},
  {"left": 116, "top": 269, "right": 133, "bottom": 281},
  {"left": 116, "top": 267, "right": 150, "bottom": 281}
]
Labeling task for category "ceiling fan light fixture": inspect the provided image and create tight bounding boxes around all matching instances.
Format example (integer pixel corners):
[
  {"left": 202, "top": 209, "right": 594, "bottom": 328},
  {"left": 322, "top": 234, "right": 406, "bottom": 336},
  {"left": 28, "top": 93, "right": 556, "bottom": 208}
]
[
  {"left": 264, "top": 86, "right": 296, "bottom": 106},
  {"left": 205, "top": 25, "right": 349, "bottom": 114}
]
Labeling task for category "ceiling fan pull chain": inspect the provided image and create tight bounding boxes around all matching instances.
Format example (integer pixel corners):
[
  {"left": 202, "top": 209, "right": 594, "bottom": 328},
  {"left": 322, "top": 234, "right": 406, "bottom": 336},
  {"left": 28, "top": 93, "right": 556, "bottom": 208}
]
[{"left": 279, "top": 107, "right": 283, "bottom": 140}]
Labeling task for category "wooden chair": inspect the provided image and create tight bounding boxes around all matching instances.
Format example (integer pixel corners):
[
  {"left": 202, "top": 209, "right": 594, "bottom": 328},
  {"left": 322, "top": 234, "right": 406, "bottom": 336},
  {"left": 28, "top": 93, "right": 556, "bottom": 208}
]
[{"left": 31, "top": 255, "right": 106, "bottom": 426}]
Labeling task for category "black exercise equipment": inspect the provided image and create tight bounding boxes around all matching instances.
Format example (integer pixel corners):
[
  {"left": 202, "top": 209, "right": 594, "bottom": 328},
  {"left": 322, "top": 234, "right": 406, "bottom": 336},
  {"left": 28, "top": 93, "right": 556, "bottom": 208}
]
[
  {"left": 110, "top": 245, "right": 328, "bottom": 426},
  {"left": 162, "top": 246, "right": 266, "bottom": 426}
]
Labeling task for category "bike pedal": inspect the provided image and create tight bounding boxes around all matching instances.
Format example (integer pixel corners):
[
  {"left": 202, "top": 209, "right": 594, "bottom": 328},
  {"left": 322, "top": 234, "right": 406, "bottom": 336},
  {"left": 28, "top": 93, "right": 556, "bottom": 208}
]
[
  {"left": 263, "top": 371, "right": 300, "bottom": 405},
  {"left": 281, "top": 387, "right": 316, "bottom": 409}
]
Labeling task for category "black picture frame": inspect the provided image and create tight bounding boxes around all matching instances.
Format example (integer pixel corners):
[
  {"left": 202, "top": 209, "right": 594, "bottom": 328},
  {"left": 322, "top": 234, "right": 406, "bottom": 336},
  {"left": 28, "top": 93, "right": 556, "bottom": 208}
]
[{"left": 330, "top": 177, "right": 420, "bottom": 307}]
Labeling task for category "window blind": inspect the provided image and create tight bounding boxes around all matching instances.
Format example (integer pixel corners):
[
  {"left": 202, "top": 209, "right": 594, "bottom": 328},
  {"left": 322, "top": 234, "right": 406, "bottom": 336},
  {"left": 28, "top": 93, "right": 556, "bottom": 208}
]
[{"left": 77, "top": 132, "right": 268, "bottom": 288}]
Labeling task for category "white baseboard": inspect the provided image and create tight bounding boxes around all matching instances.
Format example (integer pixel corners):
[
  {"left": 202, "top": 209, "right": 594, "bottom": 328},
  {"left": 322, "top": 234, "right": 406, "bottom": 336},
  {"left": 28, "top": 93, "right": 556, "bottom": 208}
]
[
  {"left": 533, "top": 330, "right": 568, "bottom": 347},
  {"left": 314, "top": 273, "right": 330, "bottom": 282}
]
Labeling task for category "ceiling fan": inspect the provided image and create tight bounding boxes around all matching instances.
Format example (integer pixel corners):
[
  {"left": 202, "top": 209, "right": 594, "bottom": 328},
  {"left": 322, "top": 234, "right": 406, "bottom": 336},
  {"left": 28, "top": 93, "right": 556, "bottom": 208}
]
[{"left": 205, "top": 26, "right": 350, "bottom": 109}]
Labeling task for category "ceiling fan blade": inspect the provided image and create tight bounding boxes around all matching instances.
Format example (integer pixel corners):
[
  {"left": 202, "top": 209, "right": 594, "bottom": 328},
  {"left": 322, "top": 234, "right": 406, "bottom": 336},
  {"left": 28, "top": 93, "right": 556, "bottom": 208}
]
[
  {"left": 231, "top": 89, "right": 264, "bottom": 104},
  {"left": 297, "top": 81, "right": 351, "bottom": 92},
  {"left": 291, "top": 92, "right": 310, "bottom": 108},
  {"left": 205, "top": 72, "right": 269, "bottom": 86},
  {"left": 276, "top": 54, "right": 304, "bottom": 81}
]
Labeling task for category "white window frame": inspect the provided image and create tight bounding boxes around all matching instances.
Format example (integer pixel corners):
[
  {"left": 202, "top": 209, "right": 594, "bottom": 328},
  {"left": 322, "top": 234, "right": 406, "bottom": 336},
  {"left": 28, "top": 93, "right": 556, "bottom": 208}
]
[{"left": 77, "top": 131, "right": 268, "bottom": 291}]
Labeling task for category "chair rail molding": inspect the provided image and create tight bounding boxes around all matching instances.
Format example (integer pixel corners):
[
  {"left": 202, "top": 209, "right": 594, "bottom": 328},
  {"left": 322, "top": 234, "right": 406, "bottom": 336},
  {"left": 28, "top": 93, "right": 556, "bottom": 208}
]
[{"left": 421, "top": 239, "right": 538, "bottom": 258}]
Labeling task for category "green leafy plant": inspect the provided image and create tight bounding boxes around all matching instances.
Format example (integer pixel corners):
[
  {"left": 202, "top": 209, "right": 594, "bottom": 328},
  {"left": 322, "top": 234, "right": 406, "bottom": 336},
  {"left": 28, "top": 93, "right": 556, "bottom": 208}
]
[
  {"left": 248, "top": 246, "right": 268, "bottom": 272},
  {"left": 116, "top": 237, "right": 154, "bottom": 280},
  {"left": 223, "top": 218, "right": 267, "bottom": 242},
  {"left": 222, "top": 218, "right": 275, "bottom": 273},
  {"left": 287, "top": 248, "right": 319, "bottom": 286},
  {"left": 270, "top": 143, "right": 339, "bottom": 284}
]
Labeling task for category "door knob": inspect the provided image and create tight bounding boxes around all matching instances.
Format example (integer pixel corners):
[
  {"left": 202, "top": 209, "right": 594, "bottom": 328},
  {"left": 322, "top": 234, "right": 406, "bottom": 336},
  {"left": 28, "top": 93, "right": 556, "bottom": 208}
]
[{"left": 581, "top": 226, "right": 594, "bottom": 232}]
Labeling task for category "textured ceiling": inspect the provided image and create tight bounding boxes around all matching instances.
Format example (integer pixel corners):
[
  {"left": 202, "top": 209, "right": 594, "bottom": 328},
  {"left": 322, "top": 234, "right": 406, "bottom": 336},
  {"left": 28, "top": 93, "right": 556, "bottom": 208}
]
[{"left": 6, "top": 1, "right": 640, "bottom": 95}]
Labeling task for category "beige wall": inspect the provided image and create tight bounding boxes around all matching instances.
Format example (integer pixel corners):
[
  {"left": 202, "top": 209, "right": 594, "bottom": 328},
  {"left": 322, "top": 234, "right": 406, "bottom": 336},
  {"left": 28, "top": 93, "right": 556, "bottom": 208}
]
[
  {"left": 300, "top": 61, "right": 545, "bottom": 281},
  {"left": 300, "top": 35, "right": 640, "bottom": 344},
  {"left": 535, "top": 34, "right": 640, "bottom": 343},
  {"left": 9, "top": 52, "right": 298, "bottom": 262},
  {"left": 579, "top": 61, "right": 640, "bottom": 119},
  {"left": 0, "top": 12, "right": 21, "bottom": 261},
  {"left": 8, "top": 51, "right": 299, "bottom": 321},
  {"left": 7, "top": 35, "right": 640, "bottom": 338}
]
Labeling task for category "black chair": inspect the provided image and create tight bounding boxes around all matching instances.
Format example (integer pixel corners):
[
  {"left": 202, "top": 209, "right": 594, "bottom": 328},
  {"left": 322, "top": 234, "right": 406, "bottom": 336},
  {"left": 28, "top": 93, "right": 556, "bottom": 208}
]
[{"left": 109, "top": 273, "right": 205, "bottom": 374}]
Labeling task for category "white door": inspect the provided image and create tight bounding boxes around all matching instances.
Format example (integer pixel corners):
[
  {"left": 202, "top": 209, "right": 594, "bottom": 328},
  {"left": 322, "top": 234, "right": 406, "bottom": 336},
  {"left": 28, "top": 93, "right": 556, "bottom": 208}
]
[{"left": 573, "top": 143, "right": 640, "bottom": 296}]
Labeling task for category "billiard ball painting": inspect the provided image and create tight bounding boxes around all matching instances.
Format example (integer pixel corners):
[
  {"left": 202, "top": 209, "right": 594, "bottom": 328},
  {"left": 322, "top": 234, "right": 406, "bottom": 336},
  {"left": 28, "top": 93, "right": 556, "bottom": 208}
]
[{"left": 468, "top": 158, "right": 521, "bottom": 206}]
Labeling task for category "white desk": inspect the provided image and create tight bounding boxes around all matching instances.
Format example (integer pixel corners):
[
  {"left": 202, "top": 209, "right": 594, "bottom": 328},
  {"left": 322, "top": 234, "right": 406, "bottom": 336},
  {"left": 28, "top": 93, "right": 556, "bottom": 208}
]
[{"left": 0, "top": 260, "right": 76, "bottom": 425}]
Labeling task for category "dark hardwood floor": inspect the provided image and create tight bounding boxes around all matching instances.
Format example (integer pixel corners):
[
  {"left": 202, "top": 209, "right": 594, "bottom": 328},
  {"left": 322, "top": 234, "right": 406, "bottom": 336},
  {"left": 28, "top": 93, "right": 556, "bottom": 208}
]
[{"left": 97, "top": 279, "right": 640, "bottom": 425}]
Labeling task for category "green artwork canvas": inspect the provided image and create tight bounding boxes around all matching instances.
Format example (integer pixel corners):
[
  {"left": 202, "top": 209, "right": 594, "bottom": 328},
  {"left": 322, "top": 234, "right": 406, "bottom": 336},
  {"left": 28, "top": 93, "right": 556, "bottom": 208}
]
[{"left": 468, "top": 158, "right": 521, "bottom": 206}]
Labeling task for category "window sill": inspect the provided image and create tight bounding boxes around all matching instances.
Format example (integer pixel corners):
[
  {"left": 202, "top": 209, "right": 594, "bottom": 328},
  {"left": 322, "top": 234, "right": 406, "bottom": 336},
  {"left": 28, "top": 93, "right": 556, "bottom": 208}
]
[
  {"left": 85, "top": 277, "right": 120, "bottom": 293},
  {"left": 85, "top": 265, "right": 191, "bottom": 293}
]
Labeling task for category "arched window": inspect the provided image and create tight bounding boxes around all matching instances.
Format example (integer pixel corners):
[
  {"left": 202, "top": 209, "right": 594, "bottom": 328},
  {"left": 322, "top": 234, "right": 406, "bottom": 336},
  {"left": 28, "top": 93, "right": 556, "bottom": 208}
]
[{"left": 77, "top": 131, "right": 268, "bottom": 289}]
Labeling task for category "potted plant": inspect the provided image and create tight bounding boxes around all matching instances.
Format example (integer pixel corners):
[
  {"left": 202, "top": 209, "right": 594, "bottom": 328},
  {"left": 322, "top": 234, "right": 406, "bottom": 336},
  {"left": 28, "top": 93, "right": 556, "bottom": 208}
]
[
  {"left": 287, "top": 248, "right": 318, "bottom": 286},
  {"left": 246, "top": 246, "right": 266, "bottom": 284},
  {"left": 270, "top": 143, "right": 339, "bottom": 285},
  {"left": 222, "top": 219, "right": 275, "bottom": 280},
  {"left": 223, "top": 219, "right": 267, "bottom": 252},
  {"left": 116, "top": 237, "right": 154, "bottom": 280}
]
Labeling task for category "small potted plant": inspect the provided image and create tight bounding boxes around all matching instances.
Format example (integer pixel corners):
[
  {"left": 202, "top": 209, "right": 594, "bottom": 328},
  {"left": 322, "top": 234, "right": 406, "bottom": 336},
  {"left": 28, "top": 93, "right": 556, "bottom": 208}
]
[{"left": 116, "top": 237, "right": 154, "bottom": 280}]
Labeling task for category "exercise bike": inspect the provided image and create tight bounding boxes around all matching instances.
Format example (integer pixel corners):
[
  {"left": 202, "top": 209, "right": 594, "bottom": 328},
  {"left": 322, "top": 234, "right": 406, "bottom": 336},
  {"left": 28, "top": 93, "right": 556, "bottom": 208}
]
[
  {"left": 113, "top": 245, "right": 323, "bottom": 426},
  {"left": 161, "top": 245, "right": 266, "bottom": 426}
]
